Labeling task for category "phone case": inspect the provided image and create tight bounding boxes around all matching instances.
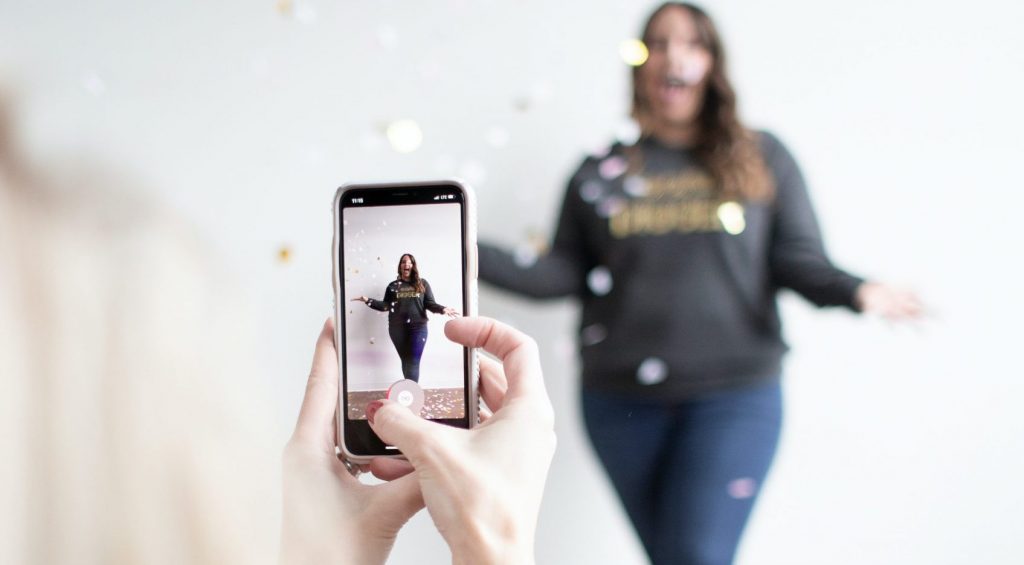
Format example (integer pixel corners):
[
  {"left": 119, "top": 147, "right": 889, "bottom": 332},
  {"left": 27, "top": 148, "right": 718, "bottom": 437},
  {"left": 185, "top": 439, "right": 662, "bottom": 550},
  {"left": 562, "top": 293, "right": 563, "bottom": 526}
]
[{"left": 332, "top": 179, "right": 480, "bottom": 465}]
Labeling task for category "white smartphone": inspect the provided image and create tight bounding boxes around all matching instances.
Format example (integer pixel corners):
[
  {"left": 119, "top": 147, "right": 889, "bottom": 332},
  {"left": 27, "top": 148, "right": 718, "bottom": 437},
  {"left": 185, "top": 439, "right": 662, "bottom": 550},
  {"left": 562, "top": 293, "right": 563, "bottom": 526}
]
[{"left": 333, "top": 180, "right": 479, "bottom": 462}]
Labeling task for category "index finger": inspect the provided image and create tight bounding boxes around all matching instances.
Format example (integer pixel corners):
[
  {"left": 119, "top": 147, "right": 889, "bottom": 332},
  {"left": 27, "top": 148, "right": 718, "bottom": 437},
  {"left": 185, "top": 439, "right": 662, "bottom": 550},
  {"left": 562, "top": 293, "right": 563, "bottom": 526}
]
[{"left": 444, "top": 317, "right": 544, "bottom": 403}]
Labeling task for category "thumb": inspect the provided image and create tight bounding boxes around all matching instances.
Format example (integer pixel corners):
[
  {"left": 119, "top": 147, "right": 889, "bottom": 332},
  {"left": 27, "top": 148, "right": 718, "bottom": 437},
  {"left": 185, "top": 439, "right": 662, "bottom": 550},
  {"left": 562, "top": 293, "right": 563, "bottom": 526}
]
[{"left": 367, "top": 400, "right": 442, "bottom": 465}]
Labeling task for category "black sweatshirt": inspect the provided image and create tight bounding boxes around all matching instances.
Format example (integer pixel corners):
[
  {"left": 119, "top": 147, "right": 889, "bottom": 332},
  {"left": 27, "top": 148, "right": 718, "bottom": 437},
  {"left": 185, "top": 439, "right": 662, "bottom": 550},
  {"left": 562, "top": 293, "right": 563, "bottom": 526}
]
[
  {"left": 479, "top": 131, "right": 864, "bottom": 399},
  {"left": 366, "top": 279, "right": 447, "bottom": 327}
]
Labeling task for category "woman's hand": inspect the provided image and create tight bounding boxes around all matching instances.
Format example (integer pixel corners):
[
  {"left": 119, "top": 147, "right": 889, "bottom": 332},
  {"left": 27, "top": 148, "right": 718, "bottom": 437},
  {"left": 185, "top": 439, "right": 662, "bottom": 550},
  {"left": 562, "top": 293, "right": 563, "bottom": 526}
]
[
  {"left": 366, "top": 317, "right": 556, "bottom": 565},
  {"left": 441, "top": 306, "right": 460, "bottom": 317},
  {"left": 280, "top": 318, "right": 424, "bottom": 565},
  {"left": 351, "top": 296, "right": 368, "bottom": 303},
  {"left": 855, "top": 281, "right": 925, "bottom": 321}
]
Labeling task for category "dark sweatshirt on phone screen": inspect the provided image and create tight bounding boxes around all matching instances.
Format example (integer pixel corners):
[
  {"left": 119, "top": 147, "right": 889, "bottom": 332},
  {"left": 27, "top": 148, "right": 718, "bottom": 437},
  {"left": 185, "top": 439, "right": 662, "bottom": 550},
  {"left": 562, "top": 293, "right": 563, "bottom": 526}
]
[{"left": 366, "top": 279, "right": 448, "bottom": 327}]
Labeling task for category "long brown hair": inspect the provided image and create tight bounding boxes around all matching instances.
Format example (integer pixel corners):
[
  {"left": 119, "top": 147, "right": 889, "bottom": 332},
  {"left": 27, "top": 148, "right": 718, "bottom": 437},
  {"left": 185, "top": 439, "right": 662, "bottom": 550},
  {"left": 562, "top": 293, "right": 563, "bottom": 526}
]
[
  {"left": 397, "top": 253, "right": 426, "bottom": 293},
  {"left": 631, "top": 2, "right": 773, "bottom": 201}
]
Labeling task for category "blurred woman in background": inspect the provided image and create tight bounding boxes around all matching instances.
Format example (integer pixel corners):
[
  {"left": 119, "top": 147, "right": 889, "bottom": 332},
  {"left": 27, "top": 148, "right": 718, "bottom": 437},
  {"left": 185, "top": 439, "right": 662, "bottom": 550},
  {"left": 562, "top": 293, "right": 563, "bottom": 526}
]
[{"left": 478, "top": 3, "right": 922, "bottom": 563}]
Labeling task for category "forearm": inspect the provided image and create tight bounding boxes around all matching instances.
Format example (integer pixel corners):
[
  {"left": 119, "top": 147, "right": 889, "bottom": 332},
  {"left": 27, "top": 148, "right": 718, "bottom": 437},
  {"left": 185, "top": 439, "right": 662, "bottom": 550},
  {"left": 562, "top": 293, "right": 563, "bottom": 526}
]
[
  {"left": 772, "top": 255, "right": 864, "bottom": 309},
  {"left": 478, "top": 243, "right": 582, "bottom": 299}
]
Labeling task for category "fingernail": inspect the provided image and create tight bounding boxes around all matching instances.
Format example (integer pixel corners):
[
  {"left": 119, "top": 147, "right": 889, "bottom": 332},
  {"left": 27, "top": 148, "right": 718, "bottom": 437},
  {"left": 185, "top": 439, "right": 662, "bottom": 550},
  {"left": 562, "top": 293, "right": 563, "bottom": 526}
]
[{"left": 366, "top": 401, "right": 383, "bottom": 424}]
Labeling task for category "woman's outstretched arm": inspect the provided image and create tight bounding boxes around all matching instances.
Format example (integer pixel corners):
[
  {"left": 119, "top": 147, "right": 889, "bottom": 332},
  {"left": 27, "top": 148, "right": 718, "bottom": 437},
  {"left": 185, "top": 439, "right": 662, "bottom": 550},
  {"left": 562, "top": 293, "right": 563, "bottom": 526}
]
[
  {"left": 422, "top": 280, "right": 459, "bottom": 317},
  {"left": 479, "top": 164, "right": 596, "bottom": 299},
  {"left": 352, "top": 284, "right": 395, "bottom": 312}
]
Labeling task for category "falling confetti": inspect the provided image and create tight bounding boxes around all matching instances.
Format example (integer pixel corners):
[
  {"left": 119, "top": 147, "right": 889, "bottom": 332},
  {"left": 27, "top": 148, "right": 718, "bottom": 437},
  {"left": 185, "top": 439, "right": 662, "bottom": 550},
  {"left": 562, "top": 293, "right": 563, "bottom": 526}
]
[
  {"left": 636, "top": 357, "right": 668, "bottom": 385},
  {"left": 728, "top": 477, "right": 757, "bottom": 499},
  {"left": 513, "top": 243, "right": 539, "bottom": 268},
  {"left": 369, "top": 337, "right": 376, "bottom": 345},
  {"left": 623, "top": 175, "right": 648, "bottom": 197},
  {"left": 619, "top": 39, "right": 649, "bottom": 66},
  {"left": 580, "top": 324, "right": 608, "bottom": 346},
  {"left": 597, "top": 196, "right": 627, "bottom": 218},
  {"left": 277, "top": 245, "right": 293, "bottom": 264},
  {"left": 275, "top": 0, "right": 293, "bottom": 16},
  {"left": 579, "top": 180, "right": 605, "bottom": 203},
  {"left": 614, "top": 119, "right": 642, "bottom": 144},
  {"left": 386, "top": 120, "right": 423, "bottom": 153},
  {"left": 587, "top": 266, "right": 614, "bottom": 296},
  {"left": 717, "top": 201, "right": 746, "bottom": 234},
  {"left": 599, "top": 156, "right": 629, "bottom": 179},
  {"left": 589, "top": 144, "right": 613, "bottom": 159}
]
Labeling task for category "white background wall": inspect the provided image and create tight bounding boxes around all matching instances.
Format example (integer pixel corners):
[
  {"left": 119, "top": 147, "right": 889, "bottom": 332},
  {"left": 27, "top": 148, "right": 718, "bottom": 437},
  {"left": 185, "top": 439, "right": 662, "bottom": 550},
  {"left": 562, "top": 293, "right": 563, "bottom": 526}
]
[{"left": 3, "top": 1, "right": 1022, "bottom": 563}]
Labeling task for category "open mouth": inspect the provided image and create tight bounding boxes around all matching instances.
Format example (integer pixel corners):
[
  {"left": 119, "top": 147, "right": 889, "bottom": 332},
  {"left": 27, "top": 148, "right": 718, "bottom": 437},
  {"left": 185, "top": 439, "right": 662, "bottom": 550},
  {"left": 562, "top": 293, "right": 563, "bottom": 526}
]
[
  {"left": 665, "top": 75, "right": 689, "bottom": 87},
  {"left": 658, "top": 74, "right": 692, "bottom": 103}
]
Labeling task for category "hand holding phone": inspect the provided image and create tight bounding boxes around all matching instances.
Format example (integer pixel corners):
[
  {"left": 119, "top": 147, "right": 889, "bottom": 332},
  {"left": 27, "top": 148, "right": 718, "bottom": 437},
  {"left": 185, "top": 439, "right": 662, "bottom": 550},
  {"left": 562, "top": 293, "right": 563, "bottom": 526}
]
[
  {"left": 333, "top": 180, "right": 479, "bottom": 462},
  {"left": 280, "top": 318, "right": 424, "bottom": 565},
  {"left": 366, "top": 317, "right": 557, "bottom": 565}
]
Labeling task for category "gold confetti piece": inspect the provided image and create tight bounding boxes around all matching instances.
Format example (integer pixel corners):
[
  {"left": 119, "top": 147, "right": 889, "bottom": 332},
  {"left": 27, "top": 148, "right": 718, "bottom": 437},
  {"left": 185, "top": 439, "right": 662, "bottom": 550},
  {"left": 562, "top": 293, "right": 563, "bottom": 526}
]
[
  {"left": 619, "top": 39, "right": 649, "bottom": 66},
  {"left": 717, "top": 201, "right": 746, "bottom": 234},
  {"left": 277, "top": 245, "right": 293, "bottom": 263},
  {"left": 275, "top": 0, "right": 293, "bottom": 16}
]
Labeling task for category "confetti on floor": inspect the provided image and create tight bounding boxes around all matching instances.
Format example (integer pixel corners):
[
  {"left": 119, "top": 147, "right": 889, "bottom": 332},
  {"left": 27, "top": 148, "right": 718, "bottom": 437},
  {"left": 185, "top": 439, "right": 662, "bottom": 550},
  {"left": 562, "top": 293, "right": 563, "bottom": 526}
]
[{"left": 348, "top": 387, "right": 465, "bottom": 419}]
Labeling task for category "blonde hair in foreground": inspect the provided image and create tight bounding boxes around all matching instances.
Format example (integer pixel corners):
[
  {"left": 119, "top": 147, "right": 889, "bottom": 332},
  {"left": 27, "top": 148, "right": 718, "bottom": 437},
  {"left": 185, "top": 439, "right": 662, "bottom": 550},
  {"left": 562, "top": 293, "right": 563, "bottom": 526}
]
[{"left": 0, "top": 100, "right": 278, "bottom": 565}]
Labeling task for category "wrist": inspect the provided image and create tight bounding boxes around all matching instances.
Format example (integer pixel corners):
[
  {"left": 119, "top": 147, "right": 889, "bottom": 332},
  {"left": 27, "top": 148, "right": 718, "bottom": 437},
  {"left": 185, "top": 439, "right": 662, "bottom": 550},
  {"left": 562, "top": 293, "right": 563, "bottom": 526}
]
[
  {"left": 853, "top": 281, "right": 875, "bottom": 312},
  {"left": 452, "top": 545, "right": 534, "bottom": 565},
  {"left": 280, "top": 533, "right": 389, "bottom": 565},
  {"left": 448, "top": 519, "right": 535, "bottom": 565}
]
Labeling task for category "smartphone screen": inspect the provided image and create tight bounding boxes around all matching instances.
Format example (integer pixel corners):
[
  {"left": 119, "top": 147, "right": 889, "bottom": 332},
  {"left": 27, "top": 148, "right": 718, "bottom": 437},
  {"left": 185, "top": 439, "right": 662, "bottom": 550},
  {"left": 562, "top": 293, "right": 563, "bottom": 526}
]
[{"left": 337, "top": 182, "right": 473, "bottom": 457}]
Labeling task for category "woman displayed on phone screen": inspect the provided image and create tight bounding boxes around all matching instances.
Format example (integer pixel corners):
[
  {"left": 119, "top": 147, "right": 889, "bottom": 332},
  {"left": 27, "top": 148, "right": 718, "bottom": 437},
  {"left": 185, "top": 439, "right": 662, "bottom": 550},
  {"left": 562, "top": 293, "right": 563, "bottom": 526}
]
[{"left": 353, "top": 253, "right": 459, "bottom": 383}]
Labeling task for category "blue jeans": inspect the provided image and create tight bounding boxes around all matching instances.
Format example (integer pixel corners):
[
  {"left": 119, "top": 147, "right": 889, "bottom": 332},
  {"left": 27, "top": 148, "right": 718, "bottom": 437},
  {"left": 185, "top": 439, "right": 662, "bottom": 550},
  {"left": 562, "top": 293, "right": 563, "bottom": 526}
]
[
  {"left": 388, "top": 323, "right": 428, "bottom": 382},
  {"left": 582, "top": 380, "right": 782, "bottom": 565}
]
